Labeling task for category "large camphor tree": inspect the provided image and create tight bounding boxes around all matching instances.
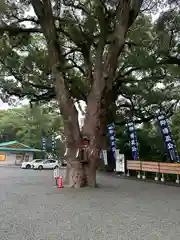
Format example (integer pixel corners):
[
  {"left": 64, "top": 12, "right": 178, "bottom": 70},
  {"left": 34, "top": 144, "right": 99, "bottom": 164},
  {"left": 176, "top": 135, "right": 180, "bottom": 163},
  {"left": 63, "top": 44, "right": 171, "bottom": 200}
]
[{"left": 0, "top": 0, "right": 179, "bottom": 187}]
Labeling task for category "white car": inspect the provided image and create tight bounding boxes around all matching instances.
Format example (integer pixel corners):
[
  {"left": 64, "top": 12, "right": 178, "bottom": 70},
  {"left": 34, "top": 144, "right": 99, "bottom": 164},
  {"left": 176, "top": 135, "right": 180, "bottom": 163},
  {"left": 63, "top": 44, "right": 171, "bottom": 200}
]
[
  {"left": 32, "top": 159, "right": 60, "bottom": 170},
  {"left": 21, "top": 159, "right": 43, "bottom": 169}
]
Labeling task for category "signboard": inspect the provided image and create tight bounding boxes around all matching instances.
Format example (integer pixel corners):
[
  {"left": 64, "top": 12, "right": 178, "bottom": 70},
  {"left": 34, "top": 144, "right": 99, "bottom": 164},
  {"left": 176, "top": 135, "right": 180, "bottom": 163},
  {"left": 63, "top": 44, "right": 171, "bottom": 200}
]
[
  {"left": 79, "top": 116, "right": 85, "bottom": 130},
  {"left": 53, "top": 167, "right": 60, "bottom": 179},
  {"left": 157, "top": 113, "right": 179, "bottom": 162},
  {"left": 115, "top": 150, "right": 125, "bottom": 173},
  {"left": 101, "top": 150, "right": 108, "bottom": 166}
]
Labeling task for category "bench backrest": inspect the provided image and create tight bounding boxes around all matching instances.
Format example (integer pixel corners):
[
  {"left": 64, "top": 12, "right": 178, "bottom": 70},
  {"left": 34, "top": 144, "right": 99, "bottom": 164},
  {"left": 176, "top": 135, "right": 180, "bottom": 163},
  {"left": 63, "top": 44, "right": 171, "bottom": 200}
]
[
  {"left": 126, "top": 160, "right": 180, "bottom": 175},
  {"left": 159, "top": 163, "right": 180, "bottom": 174},
  {"left": 127, "top": 160, "right": 141, "bottom": 170},
  {"left": 141, "top": 161, "right": 159, "bottom": 172}
]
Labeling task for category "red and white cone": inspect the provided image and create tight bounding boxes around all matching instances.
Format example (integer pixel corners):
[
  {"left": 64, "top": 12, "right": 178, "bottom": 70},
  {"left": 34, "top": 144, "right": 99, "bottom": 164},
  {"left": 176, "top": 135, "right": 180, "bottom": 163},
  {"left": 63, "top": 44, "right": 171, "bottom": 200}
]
[{"left": 57, "top": 176, "right": 63, "bottom": 188}]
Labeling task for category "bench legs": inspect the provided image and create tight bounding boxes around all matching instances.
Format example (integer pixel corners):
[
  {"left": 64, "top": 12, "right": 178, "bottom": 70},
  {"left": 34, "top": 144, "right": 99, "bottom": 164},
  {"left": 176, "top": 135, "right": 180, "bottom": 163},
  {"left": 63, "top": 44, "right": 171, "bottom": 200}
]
[
  {"left": 176, "top": 175, "right": 179, "bottom": 184},
  {"left": 143, "top": 172, "right": 159, "bottom": 181},
  {"left": 137, "top": 171, "right": 141, "bottom": 179},
  {"left": 154, "top": 172, "right": 159, "bottom": 181},
  {"left": 126, "top": 169, "right": 180, "bottom": 184},
  {"left": 126, "top": 170, "right": 141, "bottom": 179},
  {"left": 142, "top": 172, "right": 146, "bottom": 179},
  {"left": 161, "top": 173, "right": 165, "bottom": 182}
]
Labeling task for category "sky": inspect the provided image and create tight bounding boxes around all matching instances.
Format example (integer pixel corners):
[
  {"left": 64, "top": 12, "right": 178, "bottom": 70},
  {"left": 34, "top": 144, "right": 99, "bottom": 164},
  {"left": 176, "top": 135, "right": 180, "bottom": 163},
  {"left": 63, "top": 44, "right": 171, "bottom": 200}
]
[{"left": 0, "top": 100, "right": 9, "bottom": 110}]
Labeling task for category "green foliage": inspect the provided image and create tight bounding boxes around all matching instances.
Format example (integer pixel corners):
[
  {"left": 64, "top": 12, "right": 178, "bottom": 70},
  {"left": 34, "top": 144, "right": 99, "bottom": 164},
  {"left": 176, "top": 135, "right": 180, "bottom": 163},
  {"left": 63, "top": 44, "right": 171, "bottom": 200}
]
[
  {"left": 0, "top": 104, "right": 65, "bottom": 156},
  {"left": 115, "top": 108, "right": 180, "bottom": 162},
  {"left": 114, "top": 8, "right": 180, "bottom": 124},
  {"left": 116, "top": 121, "right": 177, "bottom": 162},
  {"left": 116, "top": 121, "right": 173, "bottom": 162},
  {"left": 0, "top": 0, "right": 179, "bottom": 125},
  {"left": 171, "top": 109, "right": 180, "bottom": 157}
]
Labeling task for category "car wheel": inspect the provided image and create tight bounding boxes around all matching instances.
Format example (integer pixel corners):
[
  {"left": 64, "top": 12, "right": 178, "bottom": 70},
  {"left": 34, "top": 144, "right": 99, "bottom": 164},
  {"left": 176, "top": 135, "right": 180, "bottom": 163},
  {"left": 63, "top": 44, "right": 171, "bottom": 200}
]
[
  {"left": 26, "top": 164, "right": 31, "bottom": 169},
  {"left": 38, "top": 165, "right": 43, "bottom": 170}
]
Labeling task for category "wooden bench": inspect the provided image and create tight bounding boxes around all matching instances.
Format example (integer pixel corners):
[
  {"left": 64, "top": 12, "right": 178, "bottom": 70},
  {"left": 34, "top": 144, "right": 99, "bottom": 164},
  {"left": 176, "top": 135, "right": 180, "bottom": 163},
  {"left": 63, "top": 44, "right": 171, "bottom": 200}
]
[
  {"left": 127, "top": 160, "right": 141, "bottom": 178},
  {"left": 126, "top": 160, "right": 180, "bottom": 183},
  {"left": 159, "top": 163, "right": 180, "bottom": 183},
  {"left": 141, "top": 161, "right": 160, "bottom": 180}
]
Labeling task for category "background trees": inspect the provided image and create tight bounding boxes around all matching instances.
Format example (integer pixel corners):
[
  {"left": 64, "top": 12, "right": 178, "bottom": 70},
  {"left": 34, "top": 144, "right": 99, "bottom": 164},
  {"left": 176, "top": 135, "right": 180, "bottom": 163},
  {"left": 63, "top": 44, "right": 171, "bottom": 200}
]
[
  {"left": 0, "top": 104, "right": 65, "bottom": 157},
  {"left": 1, "top": 104, "right": 180, "bottom": 164}
]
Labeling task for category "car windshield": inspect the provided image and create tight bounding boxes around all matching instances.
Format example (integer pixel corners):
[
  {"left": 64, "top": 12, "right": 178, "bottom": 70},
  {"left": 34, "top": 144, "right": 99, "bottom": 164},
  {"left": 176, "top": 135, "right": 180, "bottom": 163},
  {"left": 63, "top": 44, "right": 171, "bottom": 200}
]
[
  {"left": 35, "top": 160, "right": 43, "bottom": 163},
  {"left": 43, "top": 159, "right": 56, "bottom": 163},
  {"left": 43, "top": 160, "right": 50, "bottom": 164}
]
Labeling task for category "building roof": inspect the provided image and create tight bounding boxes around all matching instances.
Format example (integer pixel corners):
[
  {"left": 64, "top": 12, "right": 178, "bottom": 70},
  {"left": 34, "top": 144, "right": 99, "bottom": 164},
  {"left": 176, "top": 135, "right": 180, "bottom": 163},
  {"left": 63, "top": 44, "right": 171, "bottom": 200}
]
[{"left": 0, "top": 141, "right": 43, "bottom": 153}]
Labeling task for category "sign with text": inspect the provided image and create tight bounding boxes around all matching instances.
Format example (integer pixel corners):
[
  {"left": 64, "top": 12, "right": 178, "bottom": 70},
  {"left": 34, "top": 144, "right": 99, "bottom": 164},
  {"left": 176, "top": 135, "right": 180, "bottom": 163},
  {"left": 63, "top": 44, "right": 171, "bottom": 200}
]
[
  {"left": 127, "top": 121, "right": 139, "bottom": 160},
  {"left": 53, "top": 167, "right": 60, "bottom": 179},
  {"left": 115, "top": 150, "right": 125, "bottom": 173},
  {"left": 51, "top": 135, "right": 56, "bottom": 153},
  {"left": 107, "top": 123, "right": 117, "bottom": 163},
  {"left": 157, "top": 113, "right": 179, "bottom": 162},
  {"left": 42, "top": 136, "right": 46, "bottom": 151},
  {"left": 100, "top": 150, "right": 108, "bottom": 166}
]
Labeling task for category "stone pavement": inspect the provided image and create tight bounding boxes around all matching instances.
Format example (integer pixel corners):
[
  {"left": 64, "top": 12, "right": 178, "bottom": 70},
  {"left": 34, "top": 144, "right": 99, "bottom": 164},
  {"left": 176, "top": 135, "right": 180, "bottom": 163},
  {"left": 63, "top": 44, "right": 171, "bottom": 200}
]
[{"left": 0, "top": 167, "right": 180, "bottom": 240}]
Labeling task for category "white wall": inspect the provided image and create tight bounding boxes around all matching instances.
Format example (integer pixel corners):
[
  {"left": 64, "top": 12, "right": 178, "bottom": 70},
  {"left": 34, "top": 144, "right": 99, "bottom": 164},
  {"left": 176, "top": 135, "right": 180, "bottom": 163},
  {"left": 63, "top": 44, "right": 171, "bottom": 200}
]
[
  {"left": 0, "top": 152, "right": 34, "bottom": 165},
  {"left": 2, "top": 152, "right": 15, "bottom": 165},
  {"left": 24, "top": 152, "right": 33, "bottom": 162}
]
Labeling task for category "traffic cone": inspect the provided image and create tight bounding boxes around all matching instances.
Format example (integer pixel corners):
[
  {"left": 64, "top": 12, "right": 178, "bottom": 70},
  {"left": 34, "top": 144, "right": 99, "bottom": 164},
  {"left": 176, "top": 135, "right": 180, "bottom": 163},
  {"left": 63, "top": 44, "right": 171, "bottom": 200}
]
[{"left": 57, "top": 176, "right": 63, "bottom": 188}]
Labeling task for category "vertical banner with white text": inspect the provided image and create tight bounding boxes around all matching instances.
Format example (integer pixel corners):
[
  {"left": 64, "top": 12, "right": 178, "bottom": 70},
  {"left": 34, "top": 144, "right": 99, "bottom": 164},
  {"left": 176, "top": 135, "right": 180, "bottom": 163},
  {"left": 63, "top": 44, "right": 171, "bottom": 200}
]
[
  {"left": 42, "top": 136, "right": 46, "bottom": 152},
  {"left": 127, "top": 121, "right": 139, "bottom": 160},
  {"left": 107, "top": 123, "right": 117, "bottom": 163},
  {"left": 51, "top": 135, "right": 56, "bottom": 153},
  {"left": 157, "top": 113, "right": 179, "bottom": 162}
]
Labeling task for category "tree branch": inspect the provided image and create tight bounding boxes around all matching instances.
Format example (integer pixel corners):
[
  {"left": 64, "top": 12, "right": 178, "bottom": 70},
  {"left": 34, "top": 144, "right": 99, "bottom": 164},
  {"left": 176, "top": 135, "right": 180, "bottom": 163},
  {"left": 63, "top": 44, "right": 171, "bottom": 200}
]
[
  {"left": 66, "top": 58, "right": 86, "bottom": 75},
  {"left": 159, "top": 56, "right": 180, "bottom": 66},
  {"left": 116, "top": 101, "right": 177, "bottom": 126},
  {"left": 103, "top": 0, "right": 143, "bottom": 82},
  {"left": 94, "top": 2, "right": 107, "bottom": 79},
  {"left": 31, "top": 0, "right": 81, "bottom": 145},
  {"left": 62, "top": 0, "right": 89, "bottom": 15},
  {"left": 0, "top": 25, "right": 41, "bottom": 34}
]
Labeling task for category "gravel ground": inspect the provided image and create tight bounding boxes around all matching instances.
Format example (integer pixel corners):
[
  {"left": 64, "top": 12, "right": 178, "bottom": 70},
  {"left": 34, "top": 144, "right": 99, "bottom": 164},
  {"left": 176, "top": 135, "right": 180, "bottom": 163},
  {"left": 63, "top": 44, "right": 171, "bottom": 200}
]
[{"left": 0, "top": 167, "right": 180, "bottom": 240}]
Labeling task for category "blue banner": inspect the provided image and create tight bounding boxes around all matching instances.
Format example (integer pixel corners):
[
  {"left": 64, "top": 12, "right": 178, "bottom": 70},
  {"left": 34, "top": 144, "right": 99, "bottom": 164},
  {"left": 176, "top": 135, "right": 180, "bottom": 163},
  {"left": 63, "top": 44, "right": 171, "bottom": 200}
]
[
  {"left": 107, "top": 123, "right": 116, "bottom": 162},
  {"left": 157, "top": 113, "right": 179, "bottom": 162},
  {"left": 42, "top": 136, "right": 46, "bottom": 151},
  {"left": 51, "top": 135, "right": 56, "bottom": 153},
  {"left": 127, "top": 121, "right": 139, "bottom": 160}
]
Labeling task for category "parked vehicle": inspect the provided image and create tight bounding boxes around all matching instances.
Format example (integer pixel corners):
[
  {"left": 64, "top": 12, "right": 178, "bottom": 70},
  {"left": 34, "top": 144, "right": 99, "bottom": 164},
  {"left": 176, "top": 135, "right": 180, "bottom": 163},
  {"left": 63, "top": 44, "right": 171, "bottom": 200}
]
[
  {"left": 21, "top": 159, "right": 43, "bottom": 169},
  {"left": 32, "top": 159, "right": 60, "bottom": 170}
]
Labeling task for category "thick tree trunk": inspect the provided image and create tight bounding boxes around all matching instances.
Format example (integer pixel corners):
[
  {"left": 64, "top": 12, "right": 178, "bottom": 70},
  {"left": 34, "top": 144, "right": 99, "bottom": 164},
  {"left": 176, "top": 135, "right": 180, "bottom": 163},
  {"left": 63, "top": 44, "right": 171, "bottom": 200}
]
[
  {"left": 64, "top": 158, "right": 98, "bottom": 188},
  {"left": 63, "top": 96, "right": 106, "bottom": 188},
  {"left": 31, "top": 0, "right": 143, "bottom": 188}
]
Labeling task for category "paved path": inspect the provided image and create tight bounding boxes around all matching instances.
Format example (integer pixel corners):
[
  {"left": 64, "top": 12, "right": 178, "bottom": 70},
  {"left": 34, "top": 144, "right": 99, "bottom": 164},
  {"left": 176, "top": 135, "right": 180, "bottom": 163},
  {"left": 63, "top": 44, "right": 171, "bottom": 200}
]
[{"left": 0, "top": 167, "right": 180, "bottom": 240}]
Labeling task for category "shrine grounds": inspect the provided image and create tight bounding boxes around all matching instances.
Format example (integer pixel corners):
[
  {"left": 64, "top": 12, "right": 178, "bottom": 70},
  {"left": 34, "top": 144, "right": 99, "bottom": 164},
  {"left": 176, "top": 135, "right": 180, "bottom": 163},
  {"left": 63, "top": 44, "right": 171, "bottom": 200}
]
[{"left": 1, "top": 167, "right": 180, "bottom": 240}]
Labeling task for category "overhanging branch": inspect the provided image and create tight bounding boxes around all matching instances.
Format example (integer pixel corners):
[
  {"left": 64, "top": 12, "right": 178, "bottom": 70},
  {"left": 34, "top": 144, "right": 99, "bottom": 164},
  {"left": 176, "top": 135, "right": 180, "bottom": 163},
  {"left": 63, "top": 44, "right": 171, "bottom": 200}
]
[{"left": 0, "top": 25, "right": 41, "bottom": 34}]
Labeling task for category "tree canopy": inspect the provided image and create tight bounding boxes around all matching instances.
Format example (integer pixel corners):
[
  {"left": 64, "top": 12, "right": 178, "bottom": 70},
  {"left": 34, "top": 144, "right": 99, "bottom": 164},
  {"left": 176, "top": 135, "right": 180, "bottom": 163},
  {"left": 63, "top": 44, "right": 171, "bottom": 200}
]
[{"left": 0, "top": 0, "right": 179, "bottom": 125}]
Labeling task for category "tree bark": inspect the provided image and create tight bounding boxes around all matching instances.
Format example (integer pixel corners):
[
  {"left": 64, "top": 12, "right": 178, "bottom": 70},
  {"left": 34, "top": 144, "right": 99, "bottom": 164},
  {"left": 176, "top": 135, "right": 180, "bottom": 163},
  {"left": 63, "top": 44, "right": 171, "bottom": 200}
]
[
  {"left": 30, "top": 0, "right": 143, "bottom": 188},
  {"left": 64, "top": 150, "right": 100, "bottom": 188}
]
